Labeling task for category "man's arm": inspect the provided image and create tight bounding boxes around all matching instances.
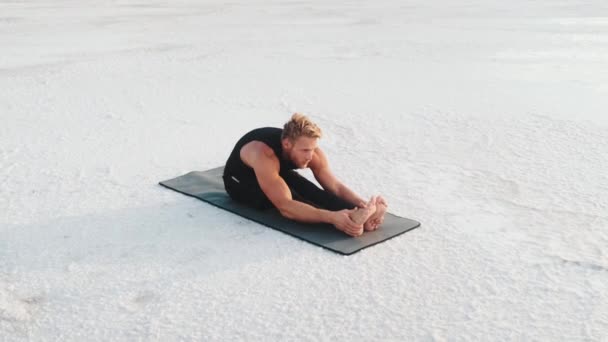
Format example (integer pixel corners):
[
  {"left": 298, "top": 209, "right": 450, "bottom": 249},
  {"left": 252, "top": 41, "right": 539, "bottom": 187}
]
[
  {"left": 241, "top": 142, "right": 363, "bottom": 236},
  {"left": 310, "top": 148, "right": 367, "bottom": 208}
]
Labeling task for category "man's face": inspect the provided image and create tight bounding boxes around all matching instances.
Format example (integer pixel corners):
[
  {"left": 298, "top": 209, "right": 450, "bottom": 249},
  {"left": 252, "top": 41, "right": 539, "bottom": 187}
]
[{"left": 284, "top": 136, "right": 318, "bottom": 168}]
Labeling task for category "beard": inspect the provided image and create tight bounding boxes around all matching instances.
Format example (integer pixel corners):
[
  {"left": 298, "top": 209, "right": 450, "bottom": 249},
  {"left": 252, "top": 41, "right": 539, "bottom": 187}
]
[{"left": 293, "top": 159, "right": 307, "bottom": 168}]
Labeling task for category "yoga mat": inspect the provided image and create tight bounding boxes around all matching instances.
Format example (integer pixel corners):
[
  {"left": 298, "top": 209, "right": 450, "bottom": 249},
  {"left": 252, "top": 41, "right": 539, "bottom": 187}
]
[{"left": 159, "top": 166, "right": 420, "bottom": 255}]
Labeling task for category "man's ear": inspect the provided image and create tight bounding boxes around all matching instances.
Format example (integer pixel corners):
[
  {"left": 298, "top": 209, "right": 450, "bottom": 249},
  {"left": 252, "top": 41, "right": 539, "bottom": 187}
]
[{"left": 281, "top": 138, "right": 292, "bottom": 149}]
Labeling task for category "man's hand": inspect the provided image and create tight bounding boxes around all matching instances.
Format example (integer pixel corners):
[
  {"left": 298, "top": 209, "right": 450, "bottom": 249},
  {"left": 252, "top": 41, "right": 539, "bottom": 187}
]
[{"left": 332, "top": 209, "right": 364, "bottom": 237}]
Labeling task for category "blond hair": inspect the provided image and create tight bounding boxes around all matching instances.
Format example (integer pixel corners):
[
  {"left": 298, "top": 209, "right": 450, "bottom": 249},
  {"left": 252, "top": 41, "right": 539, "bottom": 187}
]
[{"left": 281, "top": 113, "right": 322, "bottom": 141}]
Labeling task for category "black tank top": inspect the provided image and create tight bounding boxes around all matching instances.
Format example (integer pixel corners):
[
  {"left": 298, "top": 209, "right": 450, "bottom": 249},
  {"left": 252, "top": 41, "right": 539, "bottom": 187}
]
[{"left": 223, "top": 127, "right": 298, "bottom": 181}]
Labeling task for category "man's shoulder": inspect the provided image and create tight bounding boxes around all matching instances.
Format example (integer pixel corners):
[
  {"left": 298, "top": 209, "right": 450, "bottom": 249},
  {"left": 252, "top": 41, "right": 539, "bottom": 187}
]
[
  {"left": 240, "top": 140, "right": 279, "bottom": 169},
  {"left": 309, "top": 147, "right": 329, "bottom": 171},
  {"left": 245, "top": 140, "right": 276, "bottom": 156}
]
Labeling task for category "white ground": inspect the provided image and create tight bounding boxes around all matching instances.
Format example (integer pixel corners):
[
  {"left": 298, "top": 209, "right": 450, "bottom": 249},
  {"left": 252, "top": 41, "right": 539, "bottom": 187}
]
[{"left": 1, "top": 0, "right": 608, "bottom": 341}]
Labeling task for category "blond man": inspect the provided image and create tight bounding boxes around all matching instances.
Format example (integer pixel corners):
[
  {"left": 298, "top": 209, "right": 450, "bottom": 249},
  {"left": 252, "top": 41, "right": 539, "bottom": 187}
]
[{"left": 223, "top": 113, "right": 387, "bottom": 237}]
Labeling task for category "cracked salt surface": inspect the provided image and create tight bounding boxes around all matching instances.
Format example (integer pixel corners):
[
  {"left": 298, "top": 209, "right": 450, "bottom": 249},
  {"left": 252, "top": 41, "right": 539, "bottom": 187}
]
[{"left": 1, "top": 0, "right": 608, "bottom": 340}]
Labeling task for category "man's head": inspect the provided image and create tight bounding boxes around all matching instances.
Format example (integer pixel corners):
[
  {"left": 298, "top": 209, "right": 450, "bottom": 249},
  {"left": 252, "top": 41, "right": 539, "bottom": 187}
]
[{"left": 281, "top": 113, "right": 323, "bottom": 168}]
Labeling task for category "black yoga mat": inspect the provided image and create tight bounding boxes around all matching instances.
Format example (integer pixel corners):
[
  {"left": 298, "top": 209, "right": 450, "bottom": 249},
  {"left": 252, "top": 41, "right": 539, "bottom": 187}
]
[{"left": 159, "top": 166, "right": 420, "bottom": 255}]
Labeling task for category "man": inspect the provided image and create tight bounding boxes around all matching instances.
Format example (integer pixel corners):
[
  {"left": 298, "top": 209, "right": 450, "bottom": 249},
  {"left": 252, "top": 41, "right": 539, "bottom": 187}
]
[{"left": 222, "top": 113, "right": 387, "bottom": 237}]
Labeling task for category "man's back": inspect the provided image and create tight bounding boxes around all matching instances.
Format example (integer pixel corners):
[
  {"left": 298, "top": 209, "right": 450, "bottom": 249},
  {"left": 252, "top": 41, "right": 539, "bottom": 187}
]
[{"left": 224, "top": 127, "right": 297, "bottom": 183}]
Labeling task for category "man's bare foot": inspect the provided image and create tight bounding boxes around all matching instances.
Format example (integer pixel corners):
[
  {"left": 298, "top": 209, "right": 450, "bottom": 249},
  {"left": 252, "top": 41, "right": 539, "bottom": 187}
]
[
  {"left": 364, "top": 196, "right": 387, "bottom": 231},
  {"left": 349, "top": 196, "right": 377, "bottom": 225}
]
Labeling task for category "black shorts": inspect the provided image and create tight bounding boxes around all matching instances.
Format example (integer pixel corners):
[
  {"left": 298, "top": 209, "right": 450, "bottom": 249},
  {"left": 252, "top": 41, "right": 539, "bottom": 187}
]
[{"left": 223, "top": 169, "right": 354, "bottom": 211}]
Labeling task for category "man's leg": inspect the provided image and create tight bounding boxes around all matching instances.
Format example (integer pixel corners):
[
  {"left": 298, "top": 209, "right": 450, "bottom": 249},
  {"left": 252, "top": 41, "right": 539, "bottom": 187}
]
[
  {"left": 280, "top": 170, "right": 355, "bottom": 211},
  {"left": 223, "top": 170, "right": 333, "bottom": 211},
  {"left": 281, "top": 170, "right": 380, "bottom": 226},
  {"left": 223, "top": 173, "right": 274, "bottom": 210}
]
